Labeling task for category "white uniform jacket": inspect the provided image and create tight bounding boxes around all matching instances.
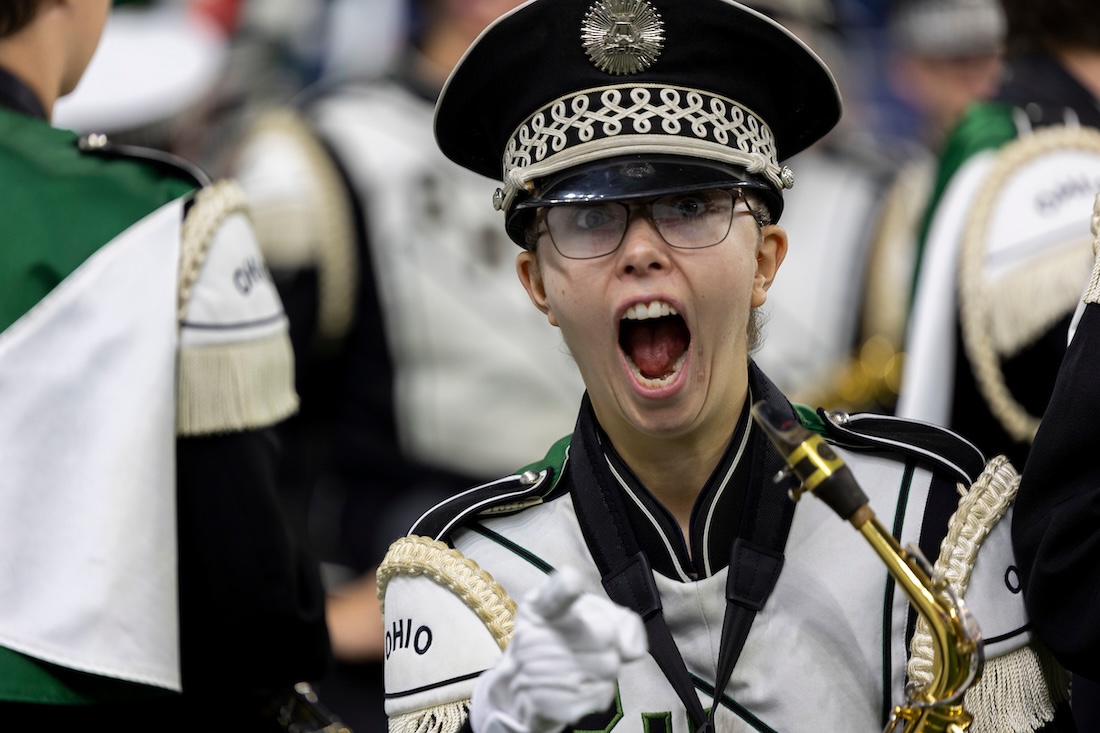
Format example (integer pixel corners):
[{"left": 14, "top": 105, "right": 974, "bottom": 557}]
[{"left": 380, "top": 364, "right": 1061, "bottom": 733}]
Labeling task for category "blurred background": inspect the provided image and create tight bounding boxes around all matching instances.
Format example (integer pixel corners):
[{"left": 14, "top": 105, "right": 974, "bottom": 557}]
[{"left": 54, "top": 0, "right": 998, "bottom": 176}]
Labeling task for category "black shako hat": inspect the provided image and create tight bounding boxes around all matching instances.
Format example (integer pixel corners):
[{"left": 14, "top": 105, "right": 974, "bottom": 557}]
[{"left": 434, "top": 0, "right": 842, "bottom": 246}]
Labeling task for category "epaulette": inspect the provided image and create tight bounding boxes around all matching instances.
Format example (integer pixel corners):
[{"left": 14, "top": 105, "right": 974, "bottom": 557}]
[
  {"left": 77, "top": 132, "right": 210, "bottom": 189},
  {"left": 409, "top": 467, "right": 557, "bottom": 542},
  {"left": 815, "top": 409, "right": 987, "bottom": 486},
  {"left": 409, "top": 437, "right": 572, "bottom": 541},
  {"left": 956, "top": 123, "right": 1100, "bottom": 443}
]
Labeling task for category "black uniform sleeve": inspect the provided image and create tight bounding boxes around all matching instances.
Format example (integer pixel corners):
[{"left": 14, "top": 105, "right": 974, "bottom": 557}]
[
  {"left": 175, "top": 428, "right": 332, "bottom": 698},
  {"left": 1013, "top": 300, "right": 1100, "bottom": 682}
]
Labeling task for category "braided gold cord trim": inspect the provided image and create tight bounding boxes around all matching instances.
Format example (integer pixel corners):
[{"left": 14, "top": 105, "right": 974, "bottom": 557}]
[
  {"left": 377, "top": 536, "right": 517, "bottom": 649},
  {"left": 178, "top": 180, "right": 250, "bottom": 323},
  {"left": 1086, "top": 193, "right": 1100, "bottom": 304},
  {"left": 244, "top": 109, "right": 357, "bottom": 346},
  {"left": 958, "top": 125, "right": 1100, "bottom": 443},
  {"left": 908, "top": 455, "right": 1017, "bottom": 687},
  {"left": 906, "top": 456, "right": 1068, "bottom": 732}
]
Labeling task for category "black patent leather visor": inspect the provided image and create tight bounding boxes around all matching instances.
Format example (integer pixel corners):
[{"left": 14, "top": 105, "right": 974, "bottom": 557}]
[{"left": 505, "top": 154, "right": 783, "bottom": 247}]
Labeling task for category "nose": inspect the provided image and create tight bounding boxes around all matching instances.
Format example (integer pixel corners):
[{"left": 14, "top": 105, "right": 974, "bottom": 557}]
[{"left": 617, "top": 210, "right": 670, "bottom": 274}]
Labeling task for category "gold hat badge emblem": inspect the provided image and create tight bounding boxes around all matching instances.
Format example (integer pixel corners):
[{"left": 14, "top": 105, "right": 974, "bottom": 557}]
[{"left": 582, "top": 0, "right": 665, "bottom": 75}]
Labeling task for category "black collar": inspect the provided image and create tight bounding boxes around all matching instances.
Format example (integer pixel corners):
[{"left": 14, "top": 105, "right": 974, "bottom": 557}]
[
  {"left": 0, "top": 66, "right": 47, "bottom": 120},
  {"left": 573, "top": 360, "right": 790, "bottom": 581}
]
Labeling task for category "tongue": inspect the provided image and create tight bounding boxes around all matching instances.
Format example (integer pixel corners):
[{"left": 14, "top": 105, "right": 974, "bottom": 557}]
[{"left": 624, "top": 319, "right": 689, "bottom": 379}]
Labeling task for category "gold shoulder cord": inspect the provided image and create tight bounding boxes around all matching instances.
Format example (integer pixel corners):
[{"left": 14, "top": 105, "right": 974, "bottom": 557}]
[
  {"left": 908, "top": 456, "right": 1070, "bottom": 733},
  {"left": 378, "top": 536, "right": 518, "bottom": 733},
  {"left": 1085, "top": 192, "right": 1100, "bottom": 304},
  {"left": 958, "top": 125, "right": 1100, "bottom": 443},
  {"left": 242, "top": 109, "right": 358, "bottom": 349},
  {"left": 178, "top": 179, "right": 250, "bottom": 323},
  {"left": 377, "top": 535, "right": 517, "bottom": 649}
]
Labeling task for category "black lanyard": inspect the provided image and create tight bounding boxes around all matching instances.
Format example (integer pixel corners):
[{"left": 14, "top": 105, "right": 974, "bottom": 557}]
[{"left": 569, "top": 393, "right": 796, "bottom": 731}]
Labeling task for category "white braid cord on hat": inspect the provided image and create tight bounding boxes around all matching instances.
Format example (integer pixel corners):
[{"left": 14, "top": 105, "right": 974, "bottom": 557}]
[
  {"left": 957, "top": 125, "right": 1100, "bottom": 443},
  {"left": 501, "top": 85, "right": 784, "bottom": 212},
  {"left": 379, "top": 536, "right": 518, "bottom": 733},
  {"left": 906, "top": 456, "right": 1070, "bottom": 732}
]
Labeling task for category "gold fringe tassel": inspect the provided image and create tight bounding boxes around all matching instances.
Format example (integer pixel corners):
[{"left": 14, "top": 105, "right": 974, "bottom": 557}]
[
  {"left": 985, "top": 243, "right": 1094, "bottom": 357},
  {"left": 388, "top": 700, "right": 471, "bottom": 733},
  {"left": 964, "top": 643, "right": 1071, "bottom": 733},
  {"left": 177, "top": 332, "right": 299, "bottom": 436}
]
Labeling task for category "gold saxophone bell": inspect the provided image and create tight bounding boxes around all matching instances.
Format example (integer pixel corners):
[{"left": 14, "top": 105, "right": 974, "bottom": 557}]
[{"left": 751, "top": 401, "right": 984, "bottom": 733}]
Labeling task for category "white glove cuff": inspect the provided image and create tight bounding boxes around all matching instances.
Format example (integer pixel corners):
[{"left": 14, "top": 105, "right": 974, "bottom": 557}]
[{"left": 470, "top": 666, "right": 560, "bottom": 733}]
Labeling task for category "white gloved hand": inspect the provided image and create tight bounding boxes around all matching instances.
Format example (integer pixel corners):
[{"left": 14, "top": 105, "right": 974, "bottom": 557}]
[{"left": 469, "top": 566, "right": 648, "bottom": 733}]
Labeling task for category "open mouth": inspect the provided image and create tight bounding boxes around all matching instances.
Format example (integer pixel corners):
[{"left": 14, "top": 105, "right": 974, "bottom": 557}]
[{"left": 619, "top": 300, "right": 691, "bottom": 387}]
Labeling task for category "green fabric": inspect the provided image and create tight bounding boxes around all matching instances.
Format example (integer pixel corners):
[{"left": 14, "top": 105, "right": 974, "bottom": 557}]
[
  {"left": 793, "top": 402, "right": 826, "bottom": 435},
  {"left": 911, "top": 101, "right": 1020, "bottom": 296},
  {"left": 0, "top": 108, "right": 194, "bottom": 704},
  {"left": 0, "top": 107, "right": 195, "bottom": 333},
  {"left": 519, "top": 433, "right": 572, "bottom": 478},
  {"left": 0, "top": 647, "right": 171, "bottom": 705}
]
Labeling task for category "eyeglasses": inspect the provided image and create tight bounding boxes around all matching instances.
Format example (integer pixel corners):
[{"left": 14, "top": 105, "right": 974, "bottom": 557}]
[{"left": 542, "top": 188, "right": 755, "bottom": 260}]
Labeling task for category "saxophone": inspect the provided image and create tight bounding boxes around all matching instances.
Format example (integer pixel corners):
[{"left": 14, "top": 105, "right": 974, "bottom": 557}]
[{"left": 751, "top": 401, "right": 984, "bottom": 733}]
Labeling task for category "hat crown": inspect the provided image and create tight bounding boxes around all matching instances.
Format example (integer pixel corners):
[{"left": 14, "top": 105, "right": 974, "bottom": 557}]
[{"left": 434, "top": 0, "right": 842, "bottom": 239}]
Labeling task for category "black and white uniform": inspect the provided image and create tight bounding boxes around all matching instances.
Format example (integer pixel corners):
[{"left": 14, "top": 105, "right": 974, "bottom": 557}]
[{"left": 381, "top": 363, "right": 1068, "bottom": 733}]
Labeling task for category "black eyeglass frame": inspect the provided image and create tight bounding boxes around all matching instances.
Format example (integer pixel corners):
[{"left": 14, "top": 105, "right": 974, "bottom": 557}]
[{"left": 538, "top": 187, "right": 765, "bottom": 260}]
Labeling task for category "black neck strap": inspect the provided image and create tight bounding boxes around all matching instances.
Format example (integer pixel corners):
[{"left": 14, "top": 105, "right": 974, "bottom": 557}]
[{"left": 570, "top": 389, "right": 797, "bottom": 731}]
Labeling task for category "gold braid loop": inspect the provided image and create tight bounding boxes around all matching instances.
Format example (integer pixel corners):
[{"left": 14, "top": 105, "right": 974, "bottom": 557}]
[
  {"left": 178, "top": 179, "right": 250, "bottom": 323},
  {"left": 377, "top": 535, "right": 517, "bottom": 649},
  {"left": 241, "top": 109, "right": 357, "bottom": 347},
  {"left": 1087, "top": 193, "right": 1100, "bottom": 304},
  {"left": 908, "top": 455, "right": 1017, "bottom": 688}
]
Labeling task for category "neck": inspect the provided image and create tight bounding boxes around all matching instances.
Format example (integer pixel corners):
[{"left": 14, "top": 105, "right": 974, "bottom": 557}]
[
  {"left": 1057, "top": 46, "right": 1100, "bottom": 102},
  {"left": 0, "top": 14, "right": 66, "bottom": 120},
  {"left": 618, "top": 433, "right": 729, "bottom": 540},
  {"left": 597, "top": 391, "right": 747, "bottom": 540}
]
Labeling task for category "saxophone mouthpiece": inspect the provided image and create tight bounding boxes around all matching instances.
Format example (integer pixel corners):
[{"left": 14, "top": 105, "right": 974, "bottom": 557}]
[{"left": 750, "top": 401, "right": 869, "bottom": 521}]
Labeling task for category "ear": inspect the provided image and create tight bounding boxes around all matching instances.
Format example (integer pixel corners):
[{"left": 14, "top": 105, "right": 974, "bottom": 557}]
[
  {"left": 752, "top": 225, "right": 788, "bottom": 308},
  {"left": 516, "top": 250, "right": 559, "bottom": 327}
]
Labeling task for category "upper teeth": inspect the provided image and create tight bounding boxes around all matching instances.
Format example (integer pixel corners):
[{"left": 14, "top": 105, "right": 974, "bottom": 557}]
[{"left": 623, "top": 301, "right": 677, "bottom": 321}]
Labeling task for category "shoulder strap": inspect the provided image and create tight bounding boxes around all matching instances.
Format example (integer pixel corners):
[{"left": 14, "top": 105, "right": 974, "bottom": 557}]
[
  {"left": 411, "top": 436, "right": 572, "bottom": 541},
  {"left": 78, "top": 132, "right": 210, "bottom": 187},
  {"left": 570, "top": 395, "right": 797, "bottom": 731},
  {"left": 410, "top": 469, "right": 554, "bottom": 540},
  {"left": 569, "top": 419, "right": 710, "bottom": 730},
  {"left": 818, "top": 409, "right": 986, "bottom": 485}
]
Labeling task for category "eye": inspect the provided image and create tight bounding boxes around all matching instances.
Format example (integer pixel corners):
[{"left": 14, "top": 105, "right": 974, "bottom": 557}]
[
  {"left": 664, "top": 193, "right": 720, "bottom": 220},
  {"left": 572, "top": 205, "right": 622, "bottom": 231}
]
